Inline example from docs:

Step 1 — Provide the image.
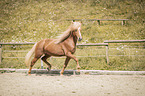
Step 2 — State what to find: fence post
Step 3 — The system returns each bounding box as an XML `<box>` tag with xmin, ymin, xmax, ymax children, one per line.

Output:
<box><xmin>97</xmin><ymin>20</ymin><xmax>100</xmax><ymax>25</ymax></box>
<box><xmin>106</xmin><ymin>45</ymin><xmax>109</xmax><ymax>64</ymax></box>
<box><xmin>122</xmin><ymin>20</ymin><xmax>125</xmax><ymax>25</ymax></box>
<box><xmin>41</xmin><ymin>57</ymin><xmax>43</xmax><ymax>69</ymax></box>
<box><xmin>0</xmin><ymin>45</ymin><xmax>2</xmax><ymax>64</ymax></box>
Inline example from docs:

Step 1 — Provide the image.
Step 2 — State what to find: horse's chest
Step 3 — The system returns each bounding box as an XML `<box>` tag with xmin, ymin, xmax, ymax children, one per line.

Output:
<box><xmin>62</xmin><ymin>43</ymin><xmax>76</xmax><ymax>54</ymax></box>
<box><xmin>71</xmin><ymin>47</ymin><xmax>76</xmax><ymax>54</ymax></box>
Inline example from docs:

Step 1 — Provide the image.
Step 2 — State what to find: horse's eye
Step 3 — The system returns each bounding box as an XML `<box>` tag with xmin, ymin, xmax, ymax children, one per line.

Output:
<box><xmin>75</xmin><ymin>29</ymin><xmax>77</xmax><ymax>32</ymax></box>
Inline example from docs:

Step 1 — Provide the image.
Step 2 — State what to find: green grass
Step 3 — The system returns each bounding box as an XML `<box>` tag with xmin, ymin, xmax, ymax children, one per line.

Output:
<box><xmin>1</xmin><ymin>0</ymin><xmax>145</xmax><ymax>42</ymax></box>
<box><xmin>0</xmin><ymin>0</ymin><xmax>145</xmax><ymax>70</ymax></box>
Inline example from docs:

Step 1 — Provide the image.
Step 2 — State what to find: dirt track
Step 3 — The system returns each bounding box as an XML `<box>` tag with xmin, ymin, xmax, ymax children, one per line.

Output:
<box><xmin>0</xmin><ymin>73</ymin><xmax>145</xmax><ymax>96</ymax></box>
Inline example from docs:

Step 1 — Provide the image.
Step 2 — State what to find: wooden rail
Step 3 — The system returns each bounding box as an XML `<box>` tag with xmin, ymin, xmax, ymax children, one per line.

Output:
<box><xmin>0</xmin><ymin>42</ymin><xmax>35</xmax><ymax>45</ymax></box>
<box><xmin>104</xmin><ymin>40</ymin><xmax>145</xmax><ymax>43</ymax></box>
<box><xmin>67</xmin><ymin>19</ymin><xmax>129</xmax><ymax>25</ymax></box>
<box><xmin>0</xmin><ymin>42</ymin><xmax>108</xmax><ymax>46</ymax></box>
<box><xmin>77</xmin><ymin>43</ymin><xmax>108</xmax><ymax>46</ymax></box>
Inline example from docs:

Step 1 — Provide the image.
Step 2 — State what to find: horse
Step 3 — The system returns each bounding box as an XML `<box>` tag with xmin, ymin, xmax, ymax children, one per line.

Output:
<box><xmin>25</xmin><ymin>21</ymin><xmax>82</xmax><ymax>75</ymax></box>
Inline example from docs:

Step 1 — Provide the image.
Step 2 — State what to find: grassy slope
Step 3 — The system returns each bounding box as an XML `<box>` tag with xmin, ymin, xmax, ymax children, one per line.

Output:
<box><xmin>1</xmin><ymin>0</ymin><xmax>145</xmax><ymax>43</ymax></box>
<box><xmin>0</xmin><ymin>0</ymin><xmax>145</xmax><ymax>70</ymax></box>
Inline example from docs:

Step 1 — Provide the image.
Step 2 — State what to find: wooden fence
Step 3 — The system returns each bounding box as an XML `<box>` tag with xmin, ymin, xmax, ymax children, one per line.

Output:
<box><xmin>104</xmin><ymin>40</ymin><xmax>145</xmax><ymax>62</ymax></box>
<box><xmin>66</xmin><ymin>19</ymin><xmax>129</xmax><ymax>25</ymax></box>
<box><xmin>0</xmin><ymin>43</ymin><xmax>109</xmax><ymax>65</ymax></box>
<box><xmin>0</xmin><ymin>39</ymin><xmax>145</xmax><ymax>67</ymax></box>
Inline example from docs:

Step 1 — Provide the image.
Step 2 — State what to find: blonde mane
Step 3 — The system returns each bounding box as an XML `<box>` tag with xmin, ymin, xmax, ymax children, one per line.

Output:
<box><xmin>55</xmin><ymin>22</ymin><xmax>81</xmax><ymax>44</ymax></box>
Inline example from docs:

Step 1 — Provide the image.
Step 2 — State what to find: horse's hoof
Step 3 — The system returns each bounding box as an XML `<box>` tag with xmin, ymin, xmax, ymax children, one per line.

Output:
<box><xmin>60</xmin><ymin>74</ymin><xmax>64</xmax><ymax>76</ymax></box>
<box><xmin>28</xmin><ymin>73</ymin><xmax>31</xmax><ymax>76</ymax></box>
<box><xmin>77</xmin><ymin>66</ymin><xmax>81</xmax><ymax>69</ymax></box>
<box><xmin>28</xmin><ymin>71</ymin><xmax>31</xmax><ymax>75</ymax></box>
<box><xmin>47</xmin><ymin>67</ymin><xmax>51</xmax><ymax>71</ymax></box>
<box><xmin>60</xmin><ymin>71</ymin><xmax>64</xmax><ymax>76</ymax></box>
<box><xmin>77</xmin><ymin>69</ymin><xmax>80</xmax><ymax>73</ymax></box>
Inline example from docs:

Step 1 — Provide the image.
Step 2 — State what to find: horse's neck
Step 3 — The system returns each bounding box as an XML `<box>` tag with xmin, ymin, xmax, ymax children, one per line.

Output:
<box><xmin>70</xmin><ymin>32</ymin><xmax>77</xmax><ymax>45</ymax></box>
<box><xmin>64</xmin><ymin>32</ymin><xmax>77</xmax><ymax>47</ymax></box>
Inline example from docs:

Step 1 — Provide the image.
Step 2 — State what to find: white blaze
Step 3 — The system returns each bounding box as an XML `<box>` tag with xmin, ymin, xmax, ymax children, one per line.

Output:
<box><xmin>78</xmin><ymin>27</ymin><xmax>82</xmax><ymax>38</ymax></box>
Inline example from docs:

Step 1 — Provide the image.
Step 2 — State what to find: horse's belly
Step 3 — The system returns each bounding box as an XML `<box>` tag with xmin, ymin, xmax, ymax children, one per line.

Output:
<box><xmin>44</xmin><ymin>43</ymin><xmax>64</xmax><ymax>56</ymax></box>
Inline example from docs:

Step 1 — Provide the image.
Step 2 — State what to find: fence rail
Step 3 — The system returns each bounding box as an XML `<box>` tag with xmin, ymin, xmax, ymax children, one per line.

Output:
<box><xmin>0</xmin><ymin>42</ymin><xmax>35</xmax><ymax>45</ymax></box>
<box><xmin>104</xmin><ymin>40</ymin><xmax>145</xmax><ymax>43</ymax></box>
<box><xmin>66</xmin><ymin>19</ymin><xmax>129</xmax><ymax>25</ymax></box>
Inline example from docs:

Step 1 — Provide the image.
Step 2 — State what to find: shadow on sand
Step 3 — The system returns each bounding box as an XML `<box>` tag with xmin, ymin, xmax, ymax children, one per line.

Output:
<box><xmin>29</xmin><ymin>69</ymin><xmax>80</xmax><ymax>76</ymax></box>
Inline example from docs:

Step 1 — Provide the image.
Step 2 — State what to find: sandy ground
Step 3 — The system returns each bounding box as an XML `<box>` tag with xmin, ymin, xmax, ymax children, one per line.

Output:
<box><xmin>0</xmin><ymin>73</ymin><xmax>145</xmax><ymax>96</ymax></box>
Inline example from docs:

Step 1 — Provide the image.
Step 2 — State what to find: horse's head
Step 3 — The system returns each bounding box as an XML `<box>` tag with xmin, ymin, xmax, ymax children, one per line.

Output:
<box><xmin>71</xmin><ymin>22</ymin><xmax>82</xmax><ymax>41</ymax></box>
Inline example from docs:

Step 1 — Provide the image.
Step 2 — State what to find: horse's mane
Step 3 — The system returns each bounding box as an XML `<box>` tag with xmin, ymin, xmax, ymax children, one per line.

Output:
<box><xmin>55</xmin><ymin>22</ymin><xmax>81</xmax><ymax>44</ymax></box>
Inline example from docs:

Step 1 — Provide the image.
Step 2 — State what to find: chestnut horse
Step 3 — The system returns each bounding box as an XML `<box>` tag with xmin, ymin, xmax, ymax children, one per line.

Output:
<box><xmin>25</xmin><ymin>22</ymin><xmax>82</xmax><ymax>75</ymax></box>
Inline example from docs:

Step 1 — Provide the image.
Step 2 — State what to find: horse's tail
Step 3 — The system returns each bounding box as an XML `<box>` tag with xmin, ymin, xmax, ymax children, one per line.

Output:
<box><xmin>25</xmin><ymin>43</ymin><xmax>37</xmax><ymax>66</ymax></box>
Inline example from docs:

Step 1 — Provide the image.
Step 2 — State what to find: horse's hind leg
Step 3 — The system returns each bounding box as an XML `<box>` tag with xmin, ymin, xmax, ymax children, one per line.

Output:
<box><xmin>28</xmin><ymin>57</ymin><xmax>40</xmax><ymax>75</ymax></box>
<box><xmin>41</xmin><ymin>55</ymin><xmax>51</xmax><ymax>71</ymax></box>
<box><xmin>28</xmin><ymin>52</ymin><xmax>43</xmax><ymax>75</ymax></box>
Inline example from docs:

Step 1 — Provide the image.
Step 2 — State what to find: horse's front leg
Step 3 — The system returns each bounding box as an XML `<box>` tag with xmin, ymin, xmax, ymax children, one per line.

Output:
<box><xmin>60</xmin><ymin>57</ymin><xmax>71</xmax><ymax>76</ymax></box>
<box><xmin>66</xmin><ymin>52</ymin><xmax>81</xmax><ymax>72</ymax></box>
